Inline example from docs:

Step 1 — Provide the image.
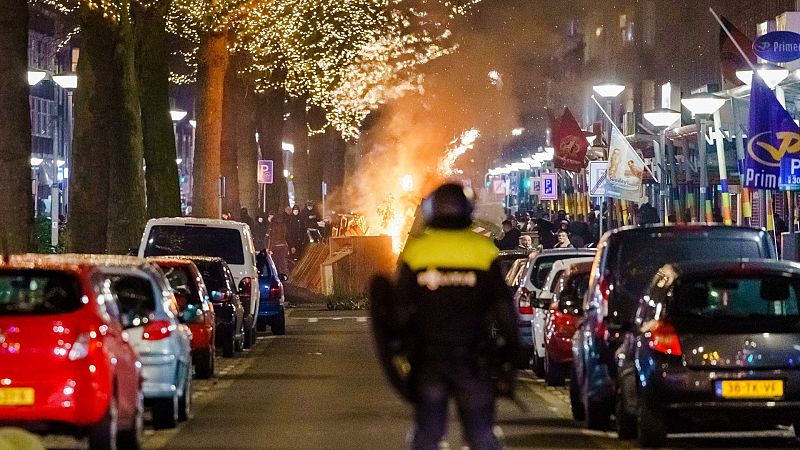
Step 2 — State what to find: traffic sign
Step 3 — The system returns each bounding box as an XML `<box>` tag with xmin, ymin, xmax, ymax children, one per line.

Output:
<box><xmin>540</xmin><ymin>173</ymin><xmax>557</xmax><ymax>200</ymax></box>
<box><xmin>588</xmin><ymin>161</ymin><xmax>608</xmax><ymax>197</ymax></box>
<box><xmin>257</xmin><ymin>160</ymin><xmax>273</xmax><ymax>184</ymax></box>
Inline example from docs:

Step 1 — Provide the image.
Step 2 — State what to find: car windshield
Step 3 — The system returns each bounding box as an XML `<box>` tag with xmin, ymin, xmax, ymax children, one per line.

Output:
<box><xmin>109</xmin><ymin>275</ymin><xmax>157</xmax><ymax>326</ymax></box>
<box><xmin>0</xmin><ymin>270</ymin><xmax>82</xmax><ymax>316</ymax></box>
<box><xmin>610</xmin><ymin>235</ymin><xmax>765</xmax><ymax>321</ymax></box>
<box><xmin>144</xmin><ymin>225</ymin><xmax>245</xmax><ymax>265</ymax></box>
<box><xmin>670</xmin><ymin>275</ymin><xmax>800</xmax><ymax>332</ymax></box>
<box><xmin>193</xmin><ymin>260</ymin><xmax>228</xmax><ymax>293</ymax></box>
<box><xmin>160</xmin><ymin>265</ymin><xmax>201</xmax><ymax>306</ymax></box>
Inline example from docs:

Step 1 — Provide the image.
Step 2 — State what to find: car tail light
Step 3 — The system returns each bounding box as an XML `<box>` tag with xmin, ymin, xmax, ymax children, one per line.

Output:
<box><xmin>552</xmin><ymin>311</ymin><xmax>574</xmax><ymax>335</ymax></box>
<box><xmin>644</xmin><ymin>320</ymin><xmax>682</xmax><ymax>356</ymax></box>
<box><xmin>143</xmin><ymin>320</ymin><xmax>173</xmax><ymax>341</ymax></box>
<box><xmin>269</xmin><ymin>280</ymin><xmax>283</xmax><ymax>301</ymax></box>
<box><xmin>239</xmin><ymin>277</ymin><xmax>252</xmax><ymax>296</ymax></box>
<box><xmin>69</xmin><ymin>332</ymin><xmax>99</xmax><ymax>361</ymax></box>
<box><xmin>518</xmin><ymin>288</ymin><xmax>532</xmax><ymax>314</ymax></box>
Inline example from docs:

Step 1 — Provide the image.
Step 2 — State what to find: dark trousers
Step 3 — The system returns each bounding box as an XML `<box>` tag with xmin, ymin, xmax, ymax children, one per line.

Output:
<box><xmin>411</xmin><ymin>356</ymin><xmax>501</xmax><ymax>450</ymax></box>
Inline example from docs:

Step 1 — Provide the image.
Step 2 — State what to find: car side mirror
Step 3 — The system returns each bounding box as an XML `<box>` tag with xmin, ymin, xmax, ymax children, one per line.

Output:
<box><xmin>210</xmin><ymin>290</ymin><xmax>230</xmax><ymax>303</ymax></box>
<box><xmin>529</xmin><ymin>294</ymin><xmax>550</xmax><ymax>309</ymax></box>
<box><xmin>174</xmin><ymin>289</ymin><xmax>190</xmax><ymax>310</ymax></box>
<box><xmin>280</xmin><ymin>273</ymin><xmax>288</xmax><ymax>282</ymax></box>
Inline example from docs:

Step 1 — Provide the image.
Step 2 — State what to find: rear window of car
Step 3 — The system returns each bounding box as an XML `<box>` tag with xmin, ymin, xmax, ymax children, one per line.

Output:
<box><xmin>143</xmin><ymin>225</ymin><xmax>245</xmax><ymax>265</ymax></box>
<box><xmin>608</xmin><ymin>235</ymin><xmax>767</xmax><ymax>321</ymax></box>
<box><xmin>0</xmin><ymin>270</ymin><xmax>82</xmax><ymax>316</ymax></box>
<box><xmin>499</xmin><ymin>257</ymin><xmax>525</xmax><ymax>279</ymax></box>
<box><xmin>160</xmin><ymin>265</ymin><xmax>201</xmax><ymax>306</ymax></box>
<box><xmin>109</xmin><ymin>275</ymin><xmax>157</xmax><ymax>326</ymax></box>
<box><xmin>530</xmin><ymin>254</ymin><xmax>589</xmax><ymax>289</ymax></box>
<box><xmin>670</xmin><ymin>275</ymin><xmax>800</xmax><ymax>332</ymax></box>
<box><xmin>192</xmin><ymin>260</ymin><xmax>229</xmax><ymax>293</ymax></box>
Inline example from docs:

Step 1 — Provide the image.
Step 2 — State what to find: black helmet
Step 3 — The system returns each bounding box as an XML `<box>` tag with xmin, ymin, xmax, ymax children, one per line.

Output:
<box><xmin>422</xmin><ymin>183</ymin><xmax>474</xmax><ymax>229</ymax></box>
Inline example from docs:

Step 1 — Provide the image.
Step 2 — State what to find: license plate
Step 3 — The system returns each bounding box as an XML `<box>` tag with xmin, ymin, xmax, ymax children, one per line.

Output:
<box><xmin>715</xmin><ymin>380</ymin><xmax>783</xmax><ymax>399</ymax></box>
<box><xmin>0</xmin><ymin>388</ymin><xmax>35</xmax><ymax>406</ymax></box>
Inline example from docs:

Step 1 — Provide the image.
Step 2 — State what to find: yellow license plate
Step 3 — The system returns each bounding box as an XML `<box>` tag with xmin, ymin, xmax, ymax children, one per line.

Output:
<box><xmin>0</xmin><ymin>388</ymin><xmax>35</xmax><ymax>406</ymax></box>
<box><xmin>716</xmin><ymin>380</ymin><xmax>783</xmax><ymax>399</ymax></box>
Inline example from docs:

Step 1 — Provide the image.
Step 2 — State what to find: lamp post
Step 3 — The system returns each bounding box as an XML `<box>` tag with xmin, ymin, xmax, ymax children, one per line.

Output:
<box><xmin>644</xmin><ymin>108</ymin><xmax>681</xmax><ymax>223</ymax></box>
<box><xmin>681</xmin><ymin>93</ymin><xmax>725</xmax><ymax>223</ymax></box>
<box><xmin>593</xmin><ymin>81</ymin><xmax>625</xmax><ymax>235</ymax></box>
<box><xmin>52</xmin><ymin>72</ymin><xmax>78</xmax><ymax>248</ymax></box>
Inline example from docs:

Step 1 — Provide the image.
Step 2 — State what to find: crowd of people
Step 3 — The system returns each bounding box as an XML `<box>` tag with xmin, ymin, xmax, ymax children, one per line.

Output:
<box><xmin>221</xmin><ymin>202</ymin><xmax>325</xmax><ymax>274</ymax></box>
<box><xmin>493</xmin><ymin>206</ymin><xmax>603</xmax><ymax>251</ymax></box>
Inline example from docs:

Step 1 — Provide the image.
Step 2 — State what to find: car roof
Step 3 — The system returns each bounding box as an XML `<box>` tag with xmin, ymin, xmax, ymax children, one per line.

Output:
<box><xmin>19</xmin><ymin>253</ymin><xmax>151</xmax><ymax>269</ymax></box>
<box><xmin>165</xmin><ymin>255</ymin><xmax>227</xmax><ymax>265</ymax></box>
<box><xmin>499</xmin><ymin>249</ymin><xmax>532</xmax><ymax>257</ymax></box>
<box><xmin>534</xmin><ymin>248</ymin><xmax>596</xmax><ymax>259</ymax></box>
<box><xmin>146</xmin><ymin>217</ymin><xmax>250</xmax><ymax>231</ymax></box>
<box><xmin>146</xmin><ymin>256</ymin><xmax>197</xmax><ymax>267</ymax></box>
<box><xmin>604</xmin><ymin>223</ymin><xmax>768</xmax><ymax>241</ymax></box>
<box><xmin>2</xmin><ymin>255</ymin><xmax>89</xmax><ymax>274</ymax></box>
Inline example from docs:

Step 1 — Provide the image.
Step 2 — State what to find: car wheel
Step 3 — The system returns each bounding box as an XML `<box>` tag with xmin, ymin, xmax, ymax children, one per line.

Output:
<box><xmin>151</xmin><ymin>395</ymin><xmax>178</xmax><ymax>430</ymax></box>
<box><xmin>531</xmin><ymin>350</ymin><xmax>544</xmax><ymax>377</ymax></box>
<box><xmin>271</xmin><ymin>312</ymin><xmax>286</xmax><ymax>335</ymax></box>
<box><xmin>544</xmin><ymin>354</ymin><xmax>564</xmax><ymax>387</ymax></box>
<box><xmin>243</xmin><ymin>321</ymin><xmax>254</xmax><ymax>349</ymax></box>
<box><xmin>195</xmin><ymin>349</ymin><xmax>214</xmax><ymax>379</ymax></box>
<box><xmin>234</xmin><ymin>324</ymin><xmax>244</xmax><ymax>352</ymax></box>
<box><xmin>585</xmin><ymin>396</ymin><xmax>612</xmax><ymax>431</ymax></box>
<box><xmin>88</xmin><ymin>395</ymin><xmax>118</xmax><ymax>450</ymax></box>
<box><xmin>568</xmin><ymin>369</ymin><xmax>585</xmax><ymax>421</ymax></box>
<box><xmin>256</xmin><ymin>318</ymin><xmax>268</xmax><ymax>332</ymax></box>
<box><xmin>637</xmin><ymin>400</ymin><xmax>667</xmax><ymax>448</ymax></box>
<box><xmin>178</xmin><ymin>372</ymin><xmax>192</xmax><ymax>422</ymax></box>
<box><xmin>118</xmin><ymin>391</ymin><xmax>143</xmax><ymax>450</ymax></box>
<box><xmin>222</xmin><ymin>325</ymin><xmax>235</xmax><ymax>358</ymax></box>
<box><xmin>615</xmin><ymin>387</ymin><xmax>636</xmax><ymax>440</ymax></box>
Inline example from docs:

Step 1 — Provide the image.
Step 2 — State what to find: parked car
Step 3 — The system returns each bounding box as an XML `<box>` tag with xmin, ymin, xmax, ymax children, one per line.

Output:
<box><xmin>88</xmin><ymin>255</ymin><xmax>193</xmax><ymax>430</ymax></box>
<box><xmin>176</xmin><ymin>256</ymin><xmax>245</xmax><ymax>358</ymax></box>
<box><xmin>570</xmin><ymin>225</ymin><xmax>777</xmax><ymax>430</ymax></box>
<box><xmin>541</xmin><ymin>261</ymin><xmax>592</xmax><ymax>386</ymax></box>
<box><xmin>139</xmin><ymin>218</ymin><xmax>260</xmax><ymax>349</ymax></box>
<box><xmin>504</xmin><ymin>258</ymin><xmax>528</xmax><ymax>292</ymax></box>
<box><xmin>256</xmin><ymin>251</ymin><xmax>287</xmax><ymax>335</ymax></box>
<box><xmin>615</xmin><ymin>260</ymin><xmax>800</xmax><ymax>446</ymax></box>
<box><xmin>512</xmin><ymin>248</ymin><xmax>595</xmax><ymax>370</ymax></box>
<box><xmin>149</xmin><ymin>257</ymin><xmax>217</xmax><ymax>379</ymax></box>
<box><xmin>531</xmin><ymin>256</ymin><xmax>594</xmax><ymax>378</ymax></box>
<box><xmin>498</xmin><ymin>249</ymin><xmax>534</xmax><ymax>280</ymax></box>
<box><xmin>0</xmin><ymin>256</ymin><xmax>143</xmax><ymax>449</ymax></box>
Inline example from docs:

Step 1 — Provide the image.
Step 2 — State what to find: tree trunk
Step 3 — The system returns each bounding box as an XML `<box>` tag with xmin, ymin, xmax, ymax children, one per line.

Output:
<box><xmin>256</xmin><ymin>89</ymin><xmax>287</xmax><ymax>213</ymax></box>
<box><xmin>192</xmin><ymin>31</ymin><xmax>229</xmax><ymax>218</ymax></box>
<box><xmin>306</xmin><ymin>106</ymin><xmax>327</xmax><ymax>204</ymax></box>
<box><xmin>103</xmin><ymin>2</ymin><xmax>147</xmax><ymax>253</ymax></box>
<box><xmin>237</xmin><ymin>90</ymin><xmax>259</xmax><ymax>216</ymax></box>
<box><xmin>220</xmin><ymin>61</ymin><xmax>240</xmax><ymax>216</ymax></box>
<box><xmin>133</xmin><ymin>0</ymin><xmax>181</xmax><ymax>219</ymax></box>
<box><xmin>286</xmin><ymin>99</ymin><xmax>309</xmax><ymax>203</ymax></box>
<box><xmin>0</xmin><ymin>0</ymin><xmax>33</xmax><ymax>252</ymax></box>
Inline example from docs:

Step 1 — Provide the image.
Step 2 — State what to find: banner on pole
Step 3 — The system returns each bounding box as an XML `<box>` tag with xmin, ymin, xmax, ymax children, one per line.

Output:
<box><xmin>551</xmin><ymin>107</ymin><xmax>589</xmax><ymax>172</ymax></box>
<box><xmin>605</xmin><ymin>127</ymin><xmax>646</xmax><ymax>203</ymax></box>
<box><xmin>745</xmin><ymin>74</ymin><xmax>800</xmax><ymax>190</ymax></box>
<box><xmin>540</xmin><ymin>173</ymin><xmax>558</xmax><ymax>200</ymax></box>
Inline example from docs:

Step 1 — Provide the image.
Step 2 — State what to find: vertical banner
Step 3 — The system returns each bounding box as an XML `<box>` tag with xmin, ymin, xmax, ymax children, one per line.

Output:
<box><xmin>551</xmin><ymin>108</ymin><xmax>590</xmax><ymax>172</ymax></box>
<box><xmin>605</xmin><ymin>127</ymin><xmax>647</xmax><ymax>203</ymax></box>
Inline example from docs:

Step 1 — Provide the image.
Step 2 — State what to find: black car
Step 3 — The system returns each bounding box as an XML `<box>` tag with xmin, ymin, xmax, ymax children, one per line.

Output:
<box><xmin>570</xmin><ymin>225</ymin><xmax>777</xmax><ymax>430</ymax></box>
<box><xmin>178</xmin><ymin>256</ymin><xmax>245</xmax><ymax>358</ymax></box>
<box><xmin>615</xmin><ymin>260</ymin><xmax>800</xmax><ymax>447</ymax></box>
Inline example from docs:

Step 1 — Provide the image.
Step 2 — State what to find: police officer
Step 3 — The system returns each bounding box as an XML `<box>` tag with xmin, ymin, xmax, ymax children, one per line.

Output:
<box><xmin>395</xmin><ymin>183</ymin><xmax>519</xmax><ymax>450</ymax></box>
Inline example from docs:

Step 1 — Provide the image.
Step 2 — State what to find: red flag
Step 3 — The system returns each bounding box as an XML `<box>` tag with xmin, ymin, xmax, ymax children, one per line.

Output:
<box><xmin>551</xmin><ymin>107</ymin><xmax>589</xmax><ymax>173</ymax></box>
<box><xmin>719</xmin><ymin>16</ymin><xmax>755</xmax><ymax>88</ymax></box>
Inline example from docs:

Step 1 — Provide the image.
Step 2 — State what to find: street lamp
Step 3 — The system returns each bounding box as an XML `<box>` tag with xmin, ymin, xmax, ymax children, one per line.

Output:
<box><xmin>27</xmin><ymin>70</ymin><xmax>46</xmax><ymax>86</ymax></box>
<box><xmin>682</xmin><ymin>93</ymin><xmax>725</xmax><ymax>223</ymax></box>
<box><xmin>645</xmin><ymin>108</ymin><xmax>682</xmax><ymax>222</ymax></box>
<box><xmin>170</xmin><ymin>108</ymin><xmax>188</xmax><ymax>122</ymax></box>
<box><xmin>736</xmin><ymin>63</ymin><xmax>790</xmax><ymax>90</ymax></box>
<box><xmin>282</xmin><ymin>142</ymin><xmax>295</xmax><ymax>153</ymax></box>
<box><xmin>50</xmin><ymin>72</ymin><xmax>78</xmax><ymax>247</ymax></box>
<box><xmin>593</xmin><ymin>82</ymin><xmax>625</xmax><ymax>234</ymax></box>
<box><xmin>592</xmin><ymin>82</ymin><xmax>626</xmax><ymax>99</ymax></box>
<box><xmin>511</xmin><ymin>127</ymin><xmax>525</xmax><ymax>136</ymax></box>
<box><xmin>52</xmin><ymin>72</ymin><xmax>78</xmax><ymax>90</ymax></box>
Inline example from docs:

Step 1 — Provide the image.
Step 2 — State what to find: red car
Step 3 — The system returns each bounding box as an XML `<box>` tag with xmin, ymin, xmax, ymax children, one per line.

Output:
<box><xmin>0</xmin><ymin>257</ymin><xmax>143</xmax><ymax>449</ymax></box>
<box><xmin>149</xmin><ymin>257</ymin><xmax>217</xmax><ymax>379</ymax></box>
<box><xmin>542</xmin><ymin>261</ymin><xmax>592</xmax><ymax>387</ymax></box>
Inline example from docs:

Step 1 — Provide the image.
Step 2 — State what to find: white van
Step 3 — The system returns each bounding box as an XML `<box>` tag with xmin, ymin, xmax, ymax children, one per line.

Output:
<box><xmin>138</xmin><ymin>218</ymin><xmax>260</xmax><ymax>348</ymax></box>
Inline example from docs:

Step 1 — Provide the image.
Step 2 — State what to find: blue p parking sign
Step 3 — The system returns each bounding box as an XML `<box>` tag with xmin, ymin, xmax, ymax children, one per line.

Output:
<box><xmin>540</xmin><ymin>173</ymin><xmax>557</xmax><ymax>200</ymax></box>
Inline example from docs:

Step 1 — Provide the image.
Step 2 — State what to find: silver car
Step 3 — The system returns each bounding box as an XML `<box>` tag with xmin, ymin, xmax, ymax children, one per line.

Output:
<box><xmin>79</xmin><ymin>255</ymin><xmax>193</xmax><ymax>430</ymax></box>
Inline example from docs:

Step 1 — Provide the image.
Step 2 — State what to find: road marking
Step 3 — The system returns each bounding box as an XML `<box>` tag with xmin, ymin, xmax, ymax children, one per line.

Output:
<box><xmin>307</xmin><ymin>318</ymin><xmax>319</xmax><ymax>323</ymax></box>
<box><xmin>303</xmin><ymin>316</ymin><xmax>369</xmax><ymax>323</ymax></box>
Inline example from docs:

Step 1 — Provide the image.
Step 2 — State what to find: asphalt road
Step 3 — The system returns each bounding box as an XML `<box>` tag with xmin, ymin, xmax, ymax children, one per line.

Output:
<box><xmin>44</xmin><ymin>306</ymin><xmax>800</xmax><ymax>449</ymax></box>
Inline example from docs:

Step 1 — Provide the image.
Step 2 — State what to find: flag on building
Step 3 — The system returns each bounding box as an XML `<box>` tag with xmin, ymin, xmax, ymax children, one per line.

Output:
<box><xmin>744</xmin><ymin>73</ymin><xmax>800</xmax><ymax>190</ymax></box>
<box><xmin>551</xmin><ymin>107</ymin><xmax>589</xmax><ymax>172</ymax></box>
<box><xmin>719</xmin><ymin>16</ymin><xmax>755</xmax><ymax>88</ymax></box>
<box><xmin>605</xmin><ymin>126</ymin><xmax>647</xmax><ymax>203</ymax></box>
